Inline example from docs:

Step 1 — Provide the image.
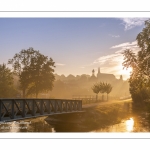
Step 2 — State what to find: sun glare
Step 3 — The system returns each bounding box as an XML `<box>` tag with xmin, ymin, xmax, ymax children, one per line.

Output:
<box><xmin>126</xmin><ymin>118</ymin><xmax>134</xmax><ymax>132</ymax></box>
<box><xmin>121</xmin><ymin>67</ymin><xmax>132</xmax><ymax>75</ymax></box>
<box><xmin>118</xmin><ymin>65</ymin><xmax>132</xmax><ymax>80</ymax></box>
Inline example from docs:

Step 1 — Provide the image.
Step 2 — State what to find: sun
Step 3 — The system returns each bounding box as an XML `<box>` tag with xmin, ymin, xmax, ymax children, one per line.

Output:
<box><xmin>121</xmin><ymin>67</ymin><xmax>132</xmax><ymax>75</ymax></box>
<box><xmin>118</xmin><ymin>65</ymin><xmax>132</xmax><ymax>80</ymax></box>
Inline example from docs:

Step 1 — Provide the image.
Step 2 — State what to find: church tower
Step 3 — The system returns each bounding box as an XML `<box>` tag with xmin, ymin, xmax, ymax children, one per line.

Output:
<box><xmin>97</xmin><ymin>67</ymin><xmax>101</xmax><ymax>78</ymax></box>
<box><xmin>92</xmin><ymin>69</ymin><xmax>95</xmax><ymax>76</ymax></box>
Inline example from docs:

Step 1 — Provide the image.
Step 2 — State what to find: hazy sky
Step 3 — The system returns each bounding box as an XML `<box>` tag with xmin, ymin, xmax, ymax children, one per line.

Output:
<box><xmin>0</xmin><ymin>18</ymin><xmax>148</xmax><ymax>80</ymax></box>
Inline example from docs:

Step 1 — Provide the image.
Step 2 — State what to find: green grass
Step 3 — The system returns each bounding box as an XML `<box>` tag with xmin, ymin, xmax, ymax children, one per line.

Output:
<box><xmin>82</xmin><ymin>101</ymin><xmax>132</xmax><ymax>130</ymax></box>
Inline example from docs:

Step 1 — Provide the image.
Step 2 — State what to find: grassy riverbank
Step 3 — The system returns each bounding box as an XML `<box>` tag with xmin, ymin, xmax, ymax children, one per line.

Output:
<box><xmin>45</xmin><ymin>99</ymin><xmax>132</xmax><ymax>132</ymax></box>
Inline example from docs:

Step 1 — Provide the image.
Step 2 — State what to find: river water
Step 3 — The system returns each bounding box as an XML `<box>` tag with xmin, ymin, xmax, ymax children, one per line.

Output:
<box><xmin>0</xmin><ymin>111</ymin><xmax>150</xmax><ymax>132</ymax></box>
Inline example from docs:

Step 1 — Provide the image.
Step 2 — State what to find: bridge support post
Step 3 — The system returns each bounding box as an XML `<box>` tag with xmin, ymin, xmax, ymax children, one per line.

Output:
<box><xmin>54</xmin><ymin>100</ymin><xmax>57</xmax><ymax>113</ymax></box>
<box><xmin>70</xmin><ymin>101</ymin><xmax>72</xmax><ymax>112</ymax></box>
<box><xmin>80</xmin><ymin>101</ymin><xmax>82</xmax><ymax>111</ymax></box>
<box><xmin>32</xmin><ymin>100</ymin><xmax>35</xmax><ymax>116</ymax></box>
<box><xmin>12</xmin><ymin>100</ymin><xmax>15</xmax><ymax>119</ymax></box>
<box><xmin>40</xmin><ymin>100</ymin><xmax>44</xmax><ymax>115</ymax></box>
<box><xmin>22</xmin><ymin>100</ymin><xmax>25</xmax><ymax>117</ymax></box>
<box><xmin>0</xmin><ymin>100</ymin><xmax>1</xmax><ymax>121</ymax></box>
<box><xmin>65</xmin><ymin>101</ymin><xmax>68</xmax><ymax>112</ymax></box>
<box><xmin>47</xmin><ymin>100</ymin><xmax>51</xmax><ymax>114</ymax></box>
<box><xmin>60</xmin><ymin>101</ymin><xmax>62</xmax><ymax>112</ymax></box>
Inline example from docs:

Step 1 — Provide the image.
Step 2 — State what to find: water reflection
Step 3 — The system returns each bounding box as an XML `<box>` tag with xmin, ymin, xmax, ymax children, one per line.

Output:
<box><xmin>0</xmin><ymin>117</ymin><xmax>54</xmax><ymax>132</ymax></box>
<box><xmin>91</xmin><ymin>116</ymin><xmax>150</xmax><ymax>132</ymax></box>
<box><xmin>126</xmin><ymin>118</ymin><xmax>134</xmax><ymax>132</ymax></box>
<box><xmin>0</xmin><ymin>114</ymin><xmax>150</xmax><ymax>132</ymax></box>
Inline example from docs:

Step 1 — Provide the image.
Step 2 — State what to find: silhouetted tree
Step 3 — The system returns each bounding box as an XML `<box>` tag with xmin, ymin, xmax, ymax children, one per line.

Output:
<box><xmin>0</xmin><ymin>64</ymin><xmax>17</xmax><ymax>98</ymax></box>
<box><xmin>8</xmin><ymin>47</ymin><xmax>55</xmax><ymax>98</ymax></box>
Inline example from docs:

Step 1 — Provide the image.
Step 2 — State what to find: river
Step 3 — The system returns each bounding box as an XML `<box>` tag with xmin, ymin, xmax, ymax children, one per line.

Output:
<box><xmin>0</xmin><ymin>111</ymin><xmax>150</xmax><ymax>132</ymax></box>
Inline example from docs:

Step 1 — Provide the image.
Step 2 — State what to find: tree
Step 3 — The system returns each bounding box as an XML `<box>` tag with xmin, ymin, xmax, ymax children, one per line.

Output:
<box><xmin>0</xmin><ymin>64</ymin><xmax>17</xmax><ymax>98</ymax></box>
<box><xmin>105</xmin><ymin>83</ymin><xmax>112</xmax><ymax>101</ymax></box>
<box><xmin>99</xmin><ymin>82</ymin><xmax>106</xmax><ymax>101</ymax></box>
<box><xmin>92</xmin><ymin>82</ymin><xmax>112</xmax><ymax>101</ymax></box>
<box><xmin>92</xmin><ymin>83</ymin><xmax>100</xmax><ymax>100</ymax></box>
<box><xmin>8</xmin><ymin>47</ymin><xmax>55</xmax><ymax>98</ymax></box>
<box><xmin>26</xmin><ymin>55</ymin><xmax>55</xmax><ymax>98</ymax></box>
<box><xmin>122</xmin><ymin>19</ymin><xmax>150</xmax><ymax>105</ymax></box>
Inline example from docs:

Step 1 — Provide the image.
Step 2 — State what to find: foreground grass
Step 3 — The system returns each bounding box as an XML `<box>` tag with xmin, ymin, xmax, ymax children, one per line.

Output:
<box><xmin>82</xmin><ymin>101</ymin><xmax>132</xmax><ymax>130</ymax></box>
<box><xmin>46</xmin><ymin>100</ymin><xmax>132</xmax><ymax>132</ymax></box>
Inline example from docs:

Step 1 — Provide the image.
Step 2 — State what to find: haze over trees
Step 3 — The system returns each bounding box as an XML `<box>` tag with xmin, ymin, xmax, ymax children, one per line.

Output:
<box><xmin>92</xmin><ymin>82</ymin><xmax>112</xmax><ymax>101</ymax></box>
<box><xmin>8</xmin><ymin>47</ymin><xmax>55</xmax><ymax>98</ymax></box>
<box><xmin>122</xmin><ymin>19</ymin><xmax>150</xmax><ymax>106</ymax></box>
<box><xmin>0</xmin><ymin>48</ymin><xmax>129</xmax><ymax>99</ymax></box>
<box><xmin>51</xmin><ymin>73</ymin><xmax>129</xmax><ymax>100</ymax></box>
<box><xmin>0</xmin><ymin>64</ymin><xmax>17</xmax><ymax>98</ymax></box>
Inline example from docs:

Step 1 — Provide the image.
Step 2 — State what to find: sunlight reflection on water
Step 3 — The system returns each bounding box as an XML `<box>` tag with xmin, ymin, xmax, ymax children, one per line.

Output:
<box><xmin>126</xmin><ymin>118</ymin><xmax>134</xmax><ymax>132</ymax></box>
<box><xmin>90</xmin><ymin>117</ymin><xmax>137</xmax><ymax>132</ymax></box>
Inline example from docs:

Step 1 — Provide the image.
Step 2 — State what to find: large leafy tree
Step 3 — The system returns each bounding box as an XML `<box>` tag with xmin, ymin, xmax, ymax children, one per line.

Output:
<box><xmin>26</xmin><ymin>53</ymin><xmax>55</xmax><ymax>98</ymax></box>
<box><xmin>122</xmin><ymin>19</ymin><xmax>150</xmax><ymax>105</ymax></box>
<box><xmin>0</xmin><ymin>64</ymin><xmax>17</xmax><ymax>98</ymax></box>
<box><xmin>8</xmin><ymin>47</ymin><xmax>55</xmax><ymax>98</ymax></box>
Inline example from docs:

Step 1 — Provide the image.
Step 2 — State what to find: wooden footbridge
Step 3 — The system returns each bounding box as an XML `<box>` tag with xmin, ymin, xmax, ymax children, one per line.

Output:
<box><xmin>0</xmin><ymin>99</ymin><xmax>82</xmax><ymax>122</ymax></box>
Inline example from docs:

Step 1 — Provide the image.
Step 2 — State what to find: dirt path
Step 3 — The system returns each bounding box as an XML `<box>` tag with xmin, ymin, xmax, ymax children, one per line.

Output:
<box><xmin>82</xmin><ymin>99</ymin><xmax>132</xmax><ymax>108</ymax></box>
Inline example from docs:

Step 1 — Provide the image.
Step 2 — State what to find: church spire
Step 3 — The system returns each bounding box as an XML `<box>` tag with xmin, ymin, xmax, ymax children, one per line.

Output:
<box><xmin>92</xmin><ymin>69</ymin><xmax>95</xmax><ymax>76</ymax></box>
<box><xmin>97</xmin><ymin>67</ymin><xmax>101</xmax><ymax>78</ymax></box>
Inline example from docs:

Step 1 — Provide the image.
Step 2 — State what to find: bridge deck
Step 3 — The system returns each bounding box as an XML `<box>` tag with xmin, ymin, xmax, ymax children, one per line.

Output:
<box><xmin>0</xmin><ymin>99</ymin><xmax>82</xmax><ymax>122</ymax></box>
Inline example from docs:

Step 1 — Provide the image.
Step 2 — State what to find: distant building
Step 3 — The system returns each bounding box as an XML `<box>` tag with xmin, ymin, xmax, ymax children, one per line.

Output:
<box><xmin>90</xmin><ymin>67</ymin><xmax>122</xmax><ymax>82</ymax></box>
<box><xmin>89</xmin><ymin>69</ymin><xmax>97</xmax><ymax>82</ymax></box>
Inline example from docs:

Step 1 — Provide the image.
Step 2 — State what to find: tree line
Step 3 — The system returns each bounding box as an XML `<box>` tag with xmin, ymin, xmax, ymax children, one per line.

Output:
<box><xmin>92</xmin><ymin>82</ymin><xmax>112</xmax><ymax>101</ymax></box>
<box><xmin>0</xmin><ymin>47</ymin><xmax>55</xmax><ymax>98</ymax></box>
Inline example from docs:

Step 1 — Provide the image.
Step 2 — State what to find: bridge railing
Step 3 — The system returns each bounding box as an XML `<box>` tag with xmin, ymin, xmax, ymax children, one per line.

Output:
<box><xmin>72</xmin><ymin>95</ymin><xmax>102</xmax><ymax>104</ymax></box>
<box><xmin>0</xmin><ymin>99</ymin><xmax>82</xmax><ymax>122</ymax></box>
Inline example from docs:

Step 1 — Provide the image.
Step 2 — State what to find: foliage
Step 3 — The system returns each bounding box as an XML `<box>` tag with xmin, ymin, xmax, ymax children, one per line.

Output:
<box><xmin>122</xmin><ymin>19</ymin><xmax>150</xmax><ymax>105</ymax></box>
<box><xmin>92</xmin><ymin>82</ymin><xmax>112</xmax><ymax>101</ymax></box>
<box><xmin>0</xmin><ymin>64</ymin><xmax>17</xmax><ymax>98</ymax></box>
<box><xmin>8</xmin><ymin>47</ymin><xmax>55</xmax><ymax>98</ymax></box>
<box><xmin>105</xmin><ymin>83</ymin><xmax>112</xmax><ymax>101</ymax></box>
<box><xmin>91</xmin><ymin>83</ymin><xmax>100</xmax><ymax>100</ymax></box>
